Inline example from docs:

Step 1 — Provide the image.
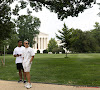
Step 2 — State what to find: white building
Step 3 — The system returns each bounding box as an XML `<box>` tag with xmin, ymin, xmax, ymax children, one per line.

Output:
<box><xmin>33</xmin><ymin>32</ymin><xmax>49</xmax><ymax>53</ymax></box>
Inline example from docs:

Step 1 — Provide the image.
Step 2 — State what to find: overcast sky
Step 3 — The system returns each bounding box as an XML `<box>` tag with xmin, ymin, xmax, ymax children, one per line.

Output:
<box><xmin>13</xmin><ymin>0</ymin><xmax>100</xmax><ymax>40</ymax></box>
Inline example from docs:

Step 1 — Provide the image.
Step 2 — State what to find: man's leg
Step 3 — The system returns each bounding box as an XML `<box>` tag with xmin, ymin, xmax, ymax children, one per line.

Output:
<box><xmin>26</xmin><ymin>72</ymin><xmax>30</xmax><ymax>83</ymax></box>
<box><xmin>23</xmin><ymin>70</ymin><xmax>26</xmax><ymax>81</ymax></box>
<box><xmin>19</xmin><ymin>69</ymin><xmax>22</xmax><ymax>80</ymax></box>
<box><xmin>24</xmin><ymin>64</ymin><xmax>32</xmax><ymax>88</ymax></box>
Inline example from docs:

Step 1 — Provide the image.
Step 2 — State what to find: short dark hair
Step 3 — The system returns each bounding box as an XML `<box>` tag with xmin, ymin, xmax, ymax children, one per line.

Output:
<box><xmin>18</xmin><ymin>40</ymin><xmax>22</xmax><ymax>43</ymax></box>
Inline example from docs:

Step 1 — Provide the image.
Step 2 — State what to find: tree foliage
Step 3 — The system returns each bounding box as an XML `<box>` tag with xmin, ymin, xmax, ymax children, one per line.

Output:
<box><xmin>56</xmin><ymin>23</ymin><xmax>72</xmax><ymax>50</ymax></box>
<box><xmin>7</xmin><ymin>34</ymin><xmax>19</xmax><ymax>54</ymax></box>
<box><xmin>8</xmin><ymin>0</ymin><xmax>96</xmax><ymax>20</ymax></box>
<box><xmin>30</xmin><ymin>0</ymin><xmax>96</xmax><ymax>20</ymax></box>
<box><xmin>0</xmin><ymin>0</ymin><xmax>97</xmax><ymax>55</ymax></box>
<box><xmin>43</xmin><ymin>49</ymin><xmax>48</xmax><ymax>53</ymax></box>
<box><xmin>48</xmin><ymin>38</ymin><xmax>58</xmax><ymax>52</ymax></box>
<box><xmin>15</xmin><ymin>0</ymin><xmax>96</xmax><ymax>20</ymax></box>
<box><xmin>91</xmin><ymin>22</ymin><xmax>100</xmax><ymax>46</ymax></box>
<box><xmin>56</xmin><ymin>22</ymin><xmax>100</xmax><ymax>53</ymax></box>
<box><xmin>14</xmin><ymin>15</ymin><xmax>41</xmax><ymax>47</ymax></box>
<box><xmin>0</xmin><ymin>1</ymin><xmax>15</xmax><ymax>42</ymax></box>
<box><xmin>0</xmin><ymin>0</ymin><xmax>96</xmax><ymax>42</ymax></box>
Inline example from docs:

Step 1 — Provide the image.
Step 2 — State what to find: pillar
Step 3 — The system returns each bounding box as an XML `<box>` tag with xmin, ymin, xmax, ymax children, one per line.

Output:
<box><xmin>38</xmin><ymin>37</ymin><xmax>40</xmax><ymax>49</ymax></box>
<box><xmin>40</xmin><ymin>38</ymin><xmax>41</xmax><ymax>49</ymax></box>
<box><xmin>43</xmin><ymin>38</ymin><xmax>44</xmax><ymax>49</ymax></box>
<box><xmin>35</xmin><ymin>37</ymin><xmax>37</xmax><ymax>49</ymax></box>
<box><xmin>45</xmin><ymin>38</ymin><xmax>47</xmax><ymax>49</ymax></box>
<box><xmin>41</xmin><ymin>38</ymin><xmax>43</xmax><ymax>49</ymax></box>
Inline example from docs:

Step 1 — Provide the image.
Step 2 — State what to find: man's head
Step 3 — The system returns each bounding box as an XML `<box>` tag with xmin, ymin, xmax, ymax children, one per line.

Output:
<box><xmin>24</xmin><ymin>40</ymin><xmax>29</xmax><ymax>48</ymax></box>
<box><xmin>18</xmin><ymin>40</ymin><xmax>22</xmax><ymax>47</ymax></box>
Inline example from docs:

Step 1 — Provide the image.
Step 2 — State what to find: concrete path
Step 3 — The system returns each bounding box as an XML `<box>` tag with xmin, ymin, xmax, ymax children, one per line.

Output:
<box><xmin>0</xmin><ymin>80</ymin><xmax>100</xmax><ymax>90</ymax></box>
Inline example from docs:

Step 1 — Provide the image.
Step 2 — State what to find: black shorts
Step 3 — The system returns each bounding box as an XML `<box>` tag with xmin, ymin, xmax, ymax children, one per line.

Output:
<box><xmin>16</xmin><ymin>63</ymin><xmax>24</xmax><ymax>70</ymax></box>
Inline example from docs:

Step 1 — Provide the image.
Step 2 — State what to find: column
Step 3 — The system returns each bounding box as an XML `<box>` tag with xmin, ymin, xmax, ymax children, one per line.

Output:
<box><xmin>40</xmin><ymin>38</ymin><xmax>41</xmax><ymax>49</ymax></box>
<box><xmin>41</xmin><ymin>38</ymin><xmax>43</xmax><ymax>49</ymax></box>
<box><xmin>43</xmin><ymin>38</ymin><xmax>44</xmax><ymax>49</ymax></box>
<box><xmin>45</xmin><ymin>38</ymin><xmax>47</xmax><ymax>49</ymax></box>
<box><xmin>35</xmin><ymin>37</ymin><xmax>37</xmax><ymax>49</ymax></box>
<box><xmin>43</xmin><ymin>38</ymin><xmax>45</xmax><ymax>49</ymax></box>
<box><xmin>38</xmin><ymin>37</ymin><xmax>40</xmax><ymax>49</ymax></box>
<box><xmin>42</xmin><ymin>38</ymin><xmax>44</xmax><ymax>49</ymax></box>
<box><xmin>44</xmin><ymin>38</ymin><xmax>46</xmax><ymax>49</ymax></box>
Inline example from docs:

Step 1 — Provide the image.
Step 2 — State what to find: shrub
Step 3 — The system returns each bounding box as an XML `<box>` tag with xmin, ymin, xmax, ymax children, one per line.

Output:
<box><xmin>43</xmin><ymin>49</ymin><xmax>48</xmax><ymax>53</ymax></box>
<box><xmin>37</xmin><ymin>50</ymin><xmax>40</xmax><ymax>53</ymax></box>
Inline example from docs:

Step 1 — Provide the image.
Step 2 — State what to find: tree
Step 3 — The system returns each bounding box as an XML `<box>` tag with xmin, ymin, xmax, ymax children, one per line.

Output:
<box><xmin>58</xmin><ymin>46</ymin><xmax>65</xmax><ymax>54</ymax></box>
<box><xmin>0</xmin><ymin>1</ymin><xmax>15</xmax><ymax>42</ymax></box>
<box><xmin>0</xmin><ymin>40</ymin><xmax>9</xmax><ymax>56</ymax></box>
<box><xmin>90</xmin><ymin>22</ymin><xmax>100</xmax><ymax>52</ymax></box>
<box><xmin>70</xmin><ymin>29</ymin><xmax>97</xmax><ymax>53</ymax></box>
<box><xmin>37</xmin><ymin>50</ymin><xmax>40</xmax><ymax>53</ymax></box>
<box><xmin>43</xmin><ymin>49</ymin><xmax>48</xmax><ymax>54</ymax></box>
<box><xmin>83</xmin><ymin>31</ymin><xmax>99</xmax><ymax>53</ymax></box>
<box><xmin>7</xmin><ymin>34</ymin><xmax>19</xmax><ymax>54</ymax></box>
<box><xmin>98</xmin><ymin>3</ymin><xmax>100</xmax><ymax>17</ymax></box>
<box><xmin>69</xmin><ymin>29</ymin><xmax>85</xmax><ymax>53</ymax></box>
<box><xmin>11</xmin><ymin>0</ymin><xmax>96</xmax><ymax>20</ymax></box>
<box><xmin>52</xmin><ymin>47</ymin><xmax>59</xmax><ymax>54</ymax></box>
<box><xmin>15</xmin><ymin>15</ymin><xmax>41</xmax><ymax>47</ymax></box>
<box><xmin>91</xmin><ymin>22</ymin><xmax>100</xmax><ymax>46</ymax></box>
<box><xmin>56</xmin><ymin>23</ymin><xmax>72</xmax><ymax>57</ymax></box>
<box><xmin>0</xmin><ymin>0</ymin><xmax>96</xmax><ymax>42</ymax></box>
<box><xmin>56</xmin><ymin>22</ymin><xmax>100</xmax><ymax>54</ymax></box>
<box><xmin>48</xmin><ymin>38</ymin><xmax>58</xmax><ymax>52</ymax></box>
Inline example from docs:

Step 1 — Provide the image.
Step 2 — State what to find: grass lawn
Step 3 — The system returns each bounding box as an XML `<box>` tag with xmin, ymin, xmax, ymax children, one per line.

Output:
<box><xmin>0</xmin><ymin>53</ymin><xmax>100</xmax><ymax>86</ymax></box>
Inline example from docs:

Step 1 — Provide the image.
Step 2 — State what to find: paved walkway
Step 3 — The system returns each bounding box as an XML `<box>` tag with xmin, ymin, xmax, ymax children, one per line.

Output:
<box><xmin>0</xmin><ymin>80</ymin><xmax>100</xmax><ymax>90</ymax></box>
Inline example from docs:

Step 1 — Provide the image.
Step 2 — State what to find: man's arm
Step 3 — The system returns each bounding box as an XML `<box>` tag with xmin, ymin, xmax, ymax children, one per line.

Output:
<box><xmin>13</xmin><ymin>48</ymin><xmax>20</xmax><ymax>57</ymax></box>
<box><xmin>30</xmin><ymin>56</ymin><xmax>34</xmax><ymax>63</ymax></box>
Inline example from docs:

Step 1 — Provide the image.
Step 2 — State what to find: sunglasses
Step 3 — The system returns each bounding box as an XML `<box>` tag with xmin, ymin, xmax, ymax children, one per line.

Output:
<box><xmin>25</xmin><ymin>43</ymin><xmax>29</xmax><ymax>44</ymax></box>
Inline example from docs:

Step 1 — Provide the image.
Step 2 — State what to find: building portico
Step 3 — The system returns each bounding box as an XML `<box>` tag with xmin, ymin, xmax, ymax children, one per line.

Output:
<box><xmin>33</xmin><ymin>32</ymin><xmax>49</xmax><ymax>53</ymax></box>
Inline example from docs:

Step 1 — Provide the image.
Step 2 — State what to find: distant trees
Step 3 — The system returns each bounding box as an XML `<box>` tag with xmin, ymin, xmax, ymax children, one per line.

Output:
<box><xmin>43</xmin><ymin>49</ymin><xmax>48</xmax><ymax>53</ymax></box>
<box><xmin>70</xmin><ymin>30</ymin><xmax>97</xmax><ymax>53</ymax></box>
<box><xmin>48</xmin><ymin>38</ymin><xmax>58</xmax><ymax>52</ymax></box>
<box><xmin>47</xmin><ymin>38</ymin><xmax>65</xmax><ymax>54</ymax></box>
<box><xmin>56</xmin><ymin>22</ymin><xmax>100</xmax><ymax>53</ymax></box>
<box><xmin>69</xmin><ymin>29</ymin><xmax>85</xmax><ymax>53</ymax></box>
<box><xmin>91</xmin><ymin>22</ymin><xmax>100</xmax><ymax>46</ymax></box>
<box><xmin>37</xmin><ymin>50</ymin><xmax>40</xmax><ymax>54</ymax></box>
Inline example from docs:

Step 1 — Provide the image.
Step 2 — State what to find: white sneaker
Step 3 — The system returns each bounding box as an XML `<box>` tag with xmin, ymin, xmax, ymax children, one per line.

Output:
<box><xmin>24</xmin><ymin>82</ymin><xmax>28</xmax><ymax>87</ymax></box>
<box><xmin>26</xmin><ymin>83</ymin><xmax>32</xmax><ymax>89</ymax></box>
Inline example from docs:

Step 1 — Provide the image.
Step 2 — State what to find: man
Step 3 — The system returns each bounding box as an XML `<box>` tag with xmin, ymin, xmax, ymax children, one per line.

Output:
<box><xmin>13</xmin><ymin>40</ymin><xmax>26</xmax><ymax>83</ymax></box>
<box><xmin>22</xmin><ymin>40</ymin><xmax>35</xmax><ymax>89</ymax></box>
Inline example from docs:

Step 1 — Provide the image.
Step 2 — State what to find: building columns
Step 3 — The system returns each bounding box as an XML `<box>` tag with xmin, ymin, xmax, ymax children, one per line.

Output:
<box><xmin>33</xmin><ymin>35</ymin><xmax>48</xmax><ymax>53</ymax></box>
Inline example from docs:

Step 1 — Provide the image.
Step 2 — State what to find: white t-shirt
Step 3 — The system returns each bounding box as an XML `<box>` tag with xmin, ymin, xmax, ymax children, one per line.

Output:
<box><xmin>22</xmin><ymin>47</ymin><xmax>35</xmax><ymax>63</ymax></box>
<box><xmin>13</xmin><ymin>46</ymin><xmax>25</xmax><ymax>64</ymax></box>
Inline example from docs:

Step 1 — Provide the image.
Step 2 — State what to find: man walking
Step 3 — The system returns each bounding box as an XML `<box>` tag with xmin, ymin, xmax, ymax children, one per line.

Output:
<box><xmin>22</xmin><ymin>40</ymin><xmax>35</xmax><ymax>89</ymax></box>
<box><xmin>13</xmin><ymin>40</ymin><xmax>26</xmax><ymax>83</ymax></box>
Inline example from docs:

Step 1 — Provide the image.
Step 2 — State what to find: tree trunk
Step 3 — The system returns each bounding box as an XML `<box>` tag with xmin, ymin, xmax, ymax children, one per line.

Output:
<box><xmin>66</xmin><ymin>52</ymin><xmax>67</xmax><ymax>57</ymax></box>
<box><xmin>65</xmin><ymin>49</ymin><xmax>68</xmax><ymax>58</ymax></box>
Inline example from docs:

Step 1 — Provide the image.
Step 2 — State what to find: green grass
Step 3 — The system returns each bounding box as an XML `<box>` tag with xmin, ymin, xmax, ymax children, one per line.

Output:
<box><xmin>0</xmin><ymin>53</ymin><xmax>100</xmax><ymax>86</ymax></box>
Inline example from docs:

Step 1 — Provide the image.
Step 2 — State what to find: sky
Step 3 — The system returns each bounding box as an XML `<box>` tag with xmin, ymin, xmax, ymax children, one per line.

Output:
<box><xmin>12</xmin><ymin>0</ymin><xmax>100</xmax><ymax>40</ymax></box>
